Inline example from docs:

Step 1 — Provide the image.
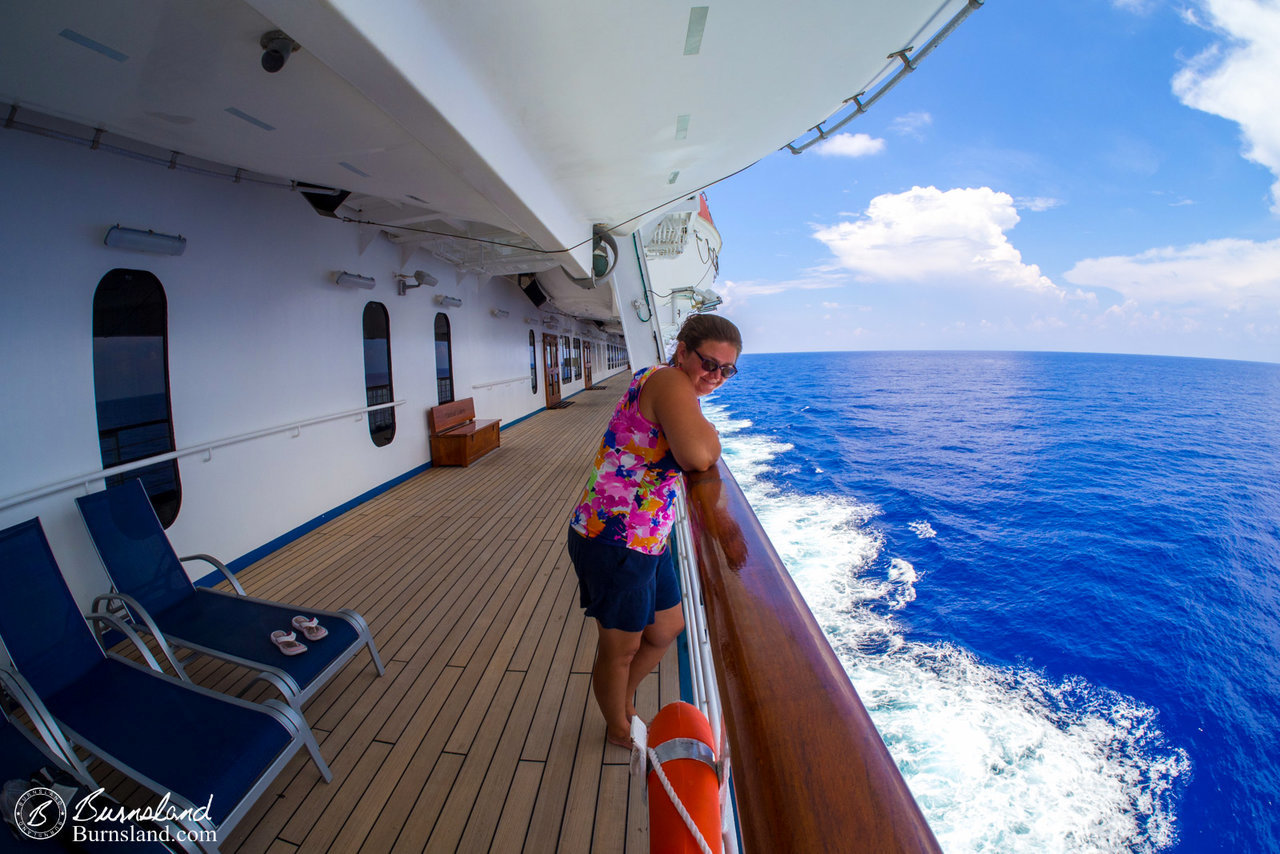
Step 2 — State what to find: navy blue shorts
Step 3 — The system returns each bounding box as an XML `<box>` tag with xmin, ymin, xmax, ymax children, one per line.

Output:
<box><xmin>566</xmin><ymin>528</ymin><xmax>681</xmax><ymax>632</ymax></box>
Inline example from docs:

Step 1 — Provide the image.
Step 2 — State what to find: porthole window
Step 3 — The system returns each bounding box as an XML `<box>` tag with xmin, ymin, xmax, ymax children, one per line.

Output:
<box><xmin>529</xmin><ymin>330</ymin><xmax>537</xmax><ymax>393</ymax></box>
<box><xmin>363</xmin><ymin>302</ymin><xmax>395</xmax><ymax>447</ymax></box>
<box><xmin>93</xmin><ymin>269</ymin><xmax>181</xmax><ymax>526</ymax></box>
<box><xmin>435</xmin><ymin>313</ymin><xmax>454</xmax><ymax>404</ymax></box>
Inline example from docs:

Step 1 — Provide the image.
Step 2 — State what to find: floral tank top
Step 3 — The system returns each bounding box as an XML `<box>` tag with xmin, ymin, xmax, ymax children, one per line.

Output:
<box><xmin>570</xmin><ymin>366</ymin><xmax>683</xmax><ymax>554</ymax></box>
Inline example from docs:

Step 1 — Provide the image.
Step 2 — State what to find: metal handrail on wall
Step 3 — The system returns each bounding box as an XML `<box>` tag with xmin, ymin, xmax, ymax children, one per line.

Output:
<box><xmin>682</xmin><ymin>460</ymin><xmax>941</xmax><ymax>853</ymax></box>
<box><xmin>471</xmin><ymin>375</ymin><xmax>529</xmax><ymax>389</ymax></box>
<box><xmin>0</xmin><ymin>400</ymin><xmax>406</xmax><ymax>513</ymax></box>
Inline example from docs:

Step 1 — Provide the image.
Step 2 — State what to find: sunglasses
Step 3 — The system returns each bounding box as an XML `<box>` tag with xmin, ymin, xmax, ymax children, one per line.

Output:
<box><xmin>692</xmin><ymin>347</ymin><xmax>738</xmax><ymax>379</ymax></box>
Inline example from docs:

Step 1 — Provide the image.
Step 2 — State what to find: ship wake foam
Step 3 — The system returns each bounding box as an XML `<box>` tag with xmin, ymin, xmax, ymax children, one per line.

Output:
<box><xmin>706</xmin><ymin>402</ymin><xmax>1190</xmax><ymax>853</ymax></box>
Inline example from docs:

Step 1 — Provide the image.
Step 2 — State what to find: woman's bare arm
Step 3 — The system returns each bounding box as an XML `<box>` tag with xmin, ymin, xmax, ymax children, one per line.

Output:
<box><xmin>640</xmin><ymin>367</ymin><xmax>721</xmax><ymax>471</ymax></box>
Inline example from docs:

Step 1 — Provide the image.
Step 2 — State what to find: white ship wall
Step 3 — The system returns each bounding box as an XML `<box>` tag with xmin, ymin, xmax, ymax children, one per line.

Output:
<box><xmin>0</xmin><ymin>129</ymin><xmax>624</xmax><ymax>606</ymax></box>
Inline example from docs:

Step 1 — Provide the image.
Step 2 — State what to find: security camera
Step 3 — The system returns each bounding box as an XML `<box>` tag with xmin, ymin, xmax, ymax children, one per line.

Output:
<box><xmin>260</xmin><ymin>30</ymin><xmax>299</xmax><ymax>73</ymax></box>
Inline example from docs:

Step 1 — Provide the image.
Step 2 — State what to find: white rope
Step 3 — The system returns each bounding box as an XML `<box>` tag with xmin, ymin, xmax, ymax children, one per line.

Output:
<box><xmin>646</xmin><ymin>746</ymin><xmax>716</xmax><ymax>854</ymax></box>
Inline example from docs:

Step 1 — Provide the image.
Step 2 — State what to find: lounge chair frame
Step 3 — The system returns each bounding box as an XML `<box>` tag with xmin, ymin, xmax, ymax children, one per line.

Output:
<box><xmin>78</xmin><ymin>481</ymin><xmax>385</xmax><ymax>722</ymax></box>
<box><xmin>2</xmin><ymin>656</ymin><xmax>329</xmax><ymax>851</ymax></box>
<box><xmin>1</xmin><ymin>687</ymin><xmax>203</xmax><ymax>853</ymax></box>
<box><xmin>0</xmin><ymin>518</ymin><xmax>334</xmax><ymax>854</ymax></box>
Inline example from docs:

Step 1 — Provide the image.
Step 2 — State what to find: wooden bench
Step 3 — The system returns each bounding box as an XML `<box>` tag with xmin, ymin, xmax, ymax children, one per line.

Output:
<box><xmin>428</xmin><ymin>397</ymin><xmax>500</xmax><ymax>466</ymax></box>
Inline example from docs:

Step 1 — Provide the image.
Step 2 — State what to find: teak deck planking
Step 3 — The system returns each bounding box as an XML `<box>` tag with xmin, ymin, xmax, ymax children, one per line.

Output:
<box><xmin>181</xmin><ymin>369</ymin><xmax>681</xmax><ymax>853</ymax></box>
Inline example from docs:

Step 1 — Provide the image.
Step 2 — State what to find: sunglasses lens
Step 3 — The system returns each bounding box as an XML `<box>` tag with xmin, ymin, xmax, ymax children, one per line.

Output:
<box><xmin>693</xmin><ymin>348</ymin><xmax>735</xmax><ymax>379</ymax></box>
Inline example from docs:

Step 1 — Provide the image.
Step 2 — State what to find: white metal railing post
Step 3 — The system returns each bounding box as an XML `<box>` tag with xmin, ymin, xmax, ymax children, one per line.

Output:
<box><xmin>673</xmin><ymin>483</ymin><xmax>741</xmax><ymax>854</ymax></box>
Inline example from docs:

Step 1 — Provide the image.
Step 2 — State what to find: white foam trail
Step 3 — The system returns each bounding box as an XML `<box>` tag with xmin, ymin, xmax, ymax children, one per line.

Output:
<box><xmin>887</xmin><ymin>558</ymin><xmax>918</xmax><ymax>610</ymax></box>
<box><xmin>909</xmin><ymin>520</ymin><xmax>937</xmax><ymax>539</ymax></box>
<box><xmin>706</xmin><ymin>406</ymin><xmax>1190</xmax><ymax>853</ymax></box>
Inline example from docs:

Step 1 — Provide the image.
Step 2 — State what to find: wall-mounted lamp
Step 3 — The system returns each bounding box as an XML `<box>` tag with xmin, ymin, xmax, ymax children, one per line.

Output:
<box><xmin>395</xmin><ymin>269</ymin><xmax>437</xmax><ymax>296</ymax></box>
<box><xmin>335</xmin><ymin>271</ymin><xmax>376</xmax><ymax>289</ymax></box>
<box><xmin>490</xmin><ymin>308</ymin><xmax>510</xmax><ymax>318</ymax></box>
<box><xmin>434</xmin><ymin>295</ymin><xmax>463</xmax><ymax>307</ymax></box>
<box><xmin>104</xmin><ymin>225</ymin><xmax>187</xmax><ymax>256</ymax></box>
<box><xmin>542</xmin><ymin>317</ymin><xmax>559</xmax><ymax>329</ymax></box>
<box><xmin>694</xmin><ymin>287</ymin><xmax>723</xmax><ymax>312</ymax></box>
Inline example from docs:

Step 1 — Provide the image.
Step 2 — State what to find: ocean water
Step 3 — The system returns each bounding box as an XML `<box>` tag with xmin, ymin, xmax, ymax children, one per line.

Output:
<box><xmin>703</xmin><ymin>351</ymin><xmax>1280</xmax><ymax>854</ymax></box>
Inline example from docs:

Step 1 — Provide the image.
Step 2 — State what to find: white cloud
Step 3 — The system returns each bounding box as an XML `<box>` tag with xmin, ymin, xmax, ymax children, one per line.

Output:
<box><xmin>718</xmin><ymin>273</ymin><xmax>844</xmax><ymax>307</ymax></box>
<box><xmin>1172</xmin><ymin>0</ymin><xmax>1280</xmax><ymax>211</ymax></box>
<box><xmin>1064</xmin><ymin>236</ymin><xmax>1280</xmax><ymax>310</ymax></box>
<box><xmin>812</xmin><ymin>186</ymin><xmax>1061</xmax><ymax>294</ymax></box>
<box><xmin>1112</xmin><ymin>0</ymin><xmax>1158</xmax><ymax>14</ymax></box>
<box><xmin>890</xmin><ymin>111</ymin><xmax>933</xmax><ymax>139</ymax></box>
<box><xmin>1017</xmin><ymin>196</ymin><xmax>1063</xmax><ymax>212</ymax></box>
<box><xmin>814</xmin><ymin>133</ymin><xmax>885</xmax><ymax>158</ymax></box>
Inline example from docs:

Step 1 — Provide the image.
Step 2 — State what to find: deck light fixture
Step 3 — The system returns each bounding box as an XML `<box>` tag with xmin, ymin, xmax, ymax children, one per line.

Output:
<box><xmin>490</xmin><ymin>308</ymin><xmax>510</xmax><ymax>318</ymax></box>
<box><xmin>104</xmin><ymin>225</ymin><xmax>186</xmax><ymax>256</ymax></box>
<box><xmin>395</xmin><ymin>269</ymin><xmax>437</xmax><ymax>295</ymax></box>
<box><xmin>695</xmin><ymin>289</ymin><xmax>723</xmax><ymax>311</ymax></box>
<box><xmin>434</xmin><ymin>295</ymin><xmax>463</xmax><ymax>308</ymax></box>
<box><xmin>542</xmin><ymin>317</ymin><xmax>559</xmax><ymax>329</ymax></box>
<box><xmin>335</xmin><ymin>271</ymin><xmax>376</xmax><ymax>289</ymax></box>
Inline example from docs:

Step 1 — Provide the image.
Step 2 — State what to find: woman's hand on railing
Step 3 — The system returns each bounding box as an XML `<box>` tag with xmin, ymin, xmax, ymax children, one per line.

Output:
<box><xmin>686</xmin><ymin>468</ymin><xmax>747</xmax><ymax>570</ymax></box>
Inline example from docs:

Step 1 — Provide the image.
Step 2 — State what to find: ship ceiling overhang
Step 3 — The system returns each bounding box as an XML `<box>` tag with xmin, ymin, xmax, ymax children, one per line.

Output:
<box><xmin>1</xmin><ymin>0</ymin><xmax>971</xmax><ymax>291</ymax></box>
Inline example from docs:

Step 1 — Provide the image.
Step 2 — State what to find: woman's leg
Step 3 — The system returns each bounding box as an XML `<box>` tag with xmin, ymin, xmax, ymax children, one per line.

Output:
<box><xmin>625</xmin><ymin>603</ymin><xmax>685</xmax><ymax>715</ymax></box>
<box><xmin>593</xmin><ymin>604</ymin><xmax>684</xmax><ymax>745</ymax></box>
<box><xmin>593</xmin><ymin>623</ymin><xmax>644</xmax><ymax>745</ymax></box>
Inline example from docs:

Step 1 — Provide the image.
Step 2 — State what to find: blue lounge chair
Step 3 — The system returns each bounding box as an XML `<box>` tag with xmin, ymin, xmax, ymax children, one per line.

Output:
<box><xmin>76</xmin><ymin>480</ymin><xmax>384</xmax><ymax>721</ymax></box>
<box><xmin>0</xmin><ymin>518</ymin><xmax>331</xmax><ymax>853</ymax></box>
<box><xmin>0</xmin><ymin>705</ymin><xmax>192</xmax><ymax>852</ymax></box>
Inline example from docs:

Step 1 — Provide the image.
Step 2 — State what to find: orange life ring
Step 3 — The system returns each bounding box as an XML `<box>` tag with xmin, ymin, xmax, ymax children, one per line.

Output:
<box><xmin>647</xmin><ymin>701</ymin><xmax>722</xmax><ymax>854</ymax></box>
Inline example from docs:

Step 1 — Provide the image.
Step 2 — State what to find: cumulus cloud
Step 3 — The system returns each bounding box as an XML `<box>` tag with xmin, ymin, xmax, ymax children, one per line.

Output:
<box><xmin>812</xmin><ymin>186</ymin><xmax>1061</xmax><ymax>293</ymax></box>
<box><xmin>814</xmin><ymin>133</ymin><xmax>885</xmax><ymax>158</ymax></box>
<box><xmin>1064</xmin><ymin>236</ymin><xmax>1280</xmax><ymax>309</ymax></box>
<box><xmin>1172</xmin><ymin>0</ymin><xmax>1280</xmax><ymax>211</ymax></box>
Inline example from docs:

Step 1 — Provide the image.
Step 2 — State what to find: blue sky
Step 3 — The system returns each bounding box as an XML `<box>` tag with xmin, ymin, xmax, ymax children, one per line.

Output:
<box><xmin>706</xmin><ymin>0</ymin><xmax>1280</xmax><ymax>364</ymax></box>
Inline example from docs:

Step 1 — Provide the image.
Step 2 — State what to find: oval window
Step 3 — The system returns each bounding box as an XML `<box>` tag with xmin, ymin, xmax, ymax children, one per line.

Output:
<box><xmin>529</xmin><ymin>329</ymin><xmax>537</xmax><ymax>393</ymax></box>
<box><xmin>93</xmin><ymin>269</ymin><xmax>181</xmax><ymax>526</ymax></box>
<box><xmin>435</xmin><ymin>313</ymin><xmax>454</xmax><ymax>404</ymax></box>
<box><xmin>363</xmin><ymin>302</ymin><xmax>396</xmax><ymax>447</ymax></box>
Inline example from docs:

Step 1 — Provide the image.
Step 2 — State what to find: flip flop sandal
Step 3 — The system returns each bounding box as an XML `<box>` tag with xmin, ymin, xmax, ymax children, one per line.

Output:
<box><xmin>292</xmin><ymin>615</ymin><xmax>328</xmax><ymax>641</ymax></box>
<box><xmin>270</xmin><ymin>630</ymin><xmax>307</xmax><ymax>656</ymax></box>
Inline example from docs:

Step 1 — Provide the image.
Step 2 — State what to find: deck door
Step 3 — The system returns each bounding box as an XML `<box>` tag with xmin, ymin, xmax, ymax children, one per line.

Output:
<box><xmin>542</xmin><ymin>334</ymin><xmax>561</xmax><ymax>408</ymax></box>
<box><xmin>583</xmin><ymin>341</ymin><xmax>593</xmax><ymax>387</ymax></box>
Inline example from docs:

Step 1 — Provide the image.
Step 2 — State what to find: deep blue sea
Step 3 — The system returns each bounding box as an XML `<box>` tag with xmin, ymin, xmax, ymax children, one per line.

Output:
<box><xmin>703</xmin><ymin>351</ymin><xmax>1280</xmax><ymax>854</ymax></box>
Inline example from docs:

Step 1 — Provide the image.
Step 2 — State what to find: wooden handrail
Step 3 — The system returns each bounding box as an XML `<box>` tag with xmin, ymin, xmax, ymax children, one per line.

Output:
<box><xmin>684</xmin><ymin>460</ymin><xmax>941</xmax><ymax>853</ymax></box>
